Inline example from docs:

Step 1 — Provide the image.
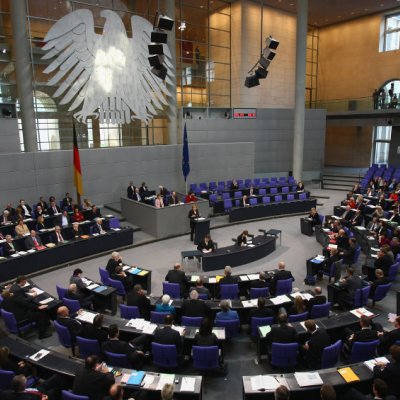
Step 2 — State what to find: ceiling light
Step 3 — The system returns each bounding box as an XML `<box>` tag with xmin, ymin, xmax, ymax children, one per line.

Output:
<box><xmin>178</xmin><ymin>21</ymin><xmax>186</xmax><ymax>31</ymax></box>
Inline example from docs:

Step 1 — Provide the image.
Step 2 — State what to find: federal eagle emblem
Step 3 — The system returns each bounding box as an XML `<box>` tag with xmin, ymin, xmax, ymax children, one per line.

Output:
<box><xmin>42</xmin><ymin>9</ymin><xmax>173</xmax><ymax>124</ymax></box>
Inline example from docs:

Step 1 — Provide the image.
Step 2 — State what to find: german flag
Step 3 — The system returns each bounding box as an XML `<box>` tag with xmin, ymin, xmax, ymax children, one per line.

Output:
<box><xmin>73</xmin><ymin>123</ymin><xmax>83</xmax><ymax>197</ymax></box>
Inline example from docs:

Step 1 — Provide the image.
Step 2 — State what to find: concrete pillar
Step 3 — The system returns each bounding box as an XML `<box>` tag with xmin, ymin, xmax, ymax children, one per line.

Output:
<box><xmin>164</xmin><ymin>0</ymin><xmax>178</xmax><ymax>144</ymax></box>
<box><xmin>292</xmin><ymin>0</ymin><xmax>308</xmax><ymax>180</ymax></box>
<box><xmin>10</xmin><ymin>0</ymin><xmax>37</xmax><ymax>152</ymax></box>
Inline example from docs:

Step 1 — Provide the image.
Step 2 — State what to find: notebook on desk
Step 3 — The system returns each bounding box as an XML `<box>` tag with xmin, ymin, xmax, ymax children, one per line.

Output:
<box><xmin>337</xmin><ymin>367</ymin><xmax>360</xmax><ymax>383</ymax></box>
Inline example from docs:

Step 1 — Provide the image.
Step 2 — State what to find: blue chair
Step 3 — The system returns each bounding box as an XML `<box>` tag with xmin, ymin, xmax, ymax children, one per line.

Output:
<box><xmin>270</xmin><ymin>187</ymin><xmax>278</xmax><ymax>194</ymax></box>
<box><xmin>254</xmin><ymin>178</ymin><xmax>261</xmax><ymax>186</ymax></box>
<box><xmin>270</xmin><ymin>342</ymin><xmax>298</xmax><ymax>368</ymax></box>
<box><xmin>353</xmin><ymin>286</ymin><xmax>371</xmax><ymax>308</ymax></box>
<box><xmin>274</xmin><ymin>195</ymin><xmax>283</xmax><ymax>202</ymax></box>
<box><xmin>76</xmin><ymin>336</ymin><xmax>101</xmax><ymax>358</ymax></box>
<box><xmin>309</xmin><ymin>302</ymin><xmax>331</xmax><ymax>319</ymax></box>
<box><xmin>371</xmin><ymin>283</ymin><xmax>392</xmax><ymax>306</ymax></box>
<box><xmin>108</xmin><ymin>278</ymin><xmax>126</xmax><ymax>300</ymax></box>
<box><xmin>249</xmin><ymin>287</ymin><xmax>269</xmax><ymax>299</ymax></box>
<box><xmin>151</xmin><ymin>311</ymin><xmax>170</xmax><ymax>324</ymax></box>
<box><xmin>282</xmin><ymin>187</ymin><xmax>289</xmax><ymax>193</ymax></box>
<box><xmin>348</xmin><ymin>340</ymin><xmax>379</xmax><ymax>363</ymax></box>
<box><xmin>388</xmin><ymin>262</ymin><xmax>399</xmax><ymax>281</ymax></box>
<box><xmin>224</xmin><ymin>199</ymin><xmax>232</xmax><ymax>212</ymax></box>
<box><xmin>62</xmin><ymin>297</ymin><xmax>80</xmax><ymax>313</ymax></box>
<box><xmin>287</xmin><ymin>194</ymin><xmax>295</xmax><ymax>201</ymax></box>
<box><xmin>321</xmin><ymin>340</ymin><xmax>342</xmax><ymax>368</ymax></box>
<box><xmin>234</xmin><ymin>191</ymin><xmax>242</xmax><ymax>198</ymax></box>
<box><xmin>62</xmin><ymin>391</ymin><xmax>89</xmax><ymax>400</ymax></box>
<box><xmin>0</xmin><ymin>369</ymin><xmax>14</xmax><ymax>390</ymax></box>
<box><xmin>222</xmin><ymin>192</ymin><xmax>230</xmax><ymax>200</ymax></box>
<box><xmin>220</xmin><ymin>284</ymin><xmax>239</xmax><ymax>299</ymax></box>
<box><xmin>198</xmin><ymin>293</ymin><xmax>209</xmax><ymax>300</ymax></box>
<box><xmin>249</xmin><ymin>198</ymin><xmax>257</xmax><ymax>206</ymax></box>
<box><xmin>322</xmin><ymin>260</ymin><xmax>339</xmax><ymax>283</ymax></box>
<box><xmin>214</xmin><ymin>319</ymin><xmax>240</xmax><ymax>339</ymax></box>
<box><xmin>182</xmin><ymin>316</ymin><xmax>203</xmax><ymax>327</ymax></box>
<box><xmin>163</xmin><ymin>282</ymin><xmax>181</xmax><ymax>299</ymax></box>
<box><xmin>192</xmin><ymin>346</ymin><xmax>219</xmax><ymax>370</ymax></box>
<box><xmin>1</xmin><ymin>309</ymin><xmax>35</xmax><ymax>335</ymax></box>
<box><xmin>318</xmin><ymin>214</ymin><xmax>324</xmax><ymax>225</ymax></box>
<box><xmin>152</xmin><ymin>342</ymin><xmax>178</xmax><ymax>368</ymax></box>
<box><xmin>54</xmin><ymin>320</ymin><xmax>75</xmax><ymax>355</ymax></box>
<box><xmin>275</xmin><ymin>278</ymin><xmax>293</xmax><ymax>295</ymax></box>
<box><xmin>99</xmin><ymin>267</ymin><xmax>110</xmax><ymax>285</ymax></box>
<box><xmin>259</xmin><ymin>188</ymin><xmax>266</xmax><ymax>196</ymax></box>
<box><xmin>108</xmin><ymin>218</ymin><xmax>120</xmax><ymax>229</ymax></box>
<box><xmin>209</xmin><ymin>194</ymin><xmax>218</xmax><ymax>205</ymax></box>
<box><xmin>288</xmin><ymin>312</ymin><xmax>309</xmax><ymax>322</ymax></box>
<box><xmin>104</xmin><ymin>351</ymin><xmax>132</xmax><ymax>368</ymax></box>
<box><xmin>56</xmin><ymin>285</ymin><xmax>68</xmax><ymax>300</ymax></box>
<box><xmin>190</xmin><ymin>183</ymin><xmax>197</xmax><ymax>192</ymax></box>
<box><xmin>120</xmin><ymin>304</ymin><xmax>140</xmax><ymax>319</ymax></box>
<box><xmin>245</xmin><ymin>179</ymin><xmax>252</xmax><ymax>187</ymax></box>
<box><xmin>262</xmin><ymin>196</ymin><xmax>271</xmax><ymax>204</ymax></box>
<box><xmin>299</xmin><ymin>193</ymin><xmax>307</xmax><ymax>200</ymax></box>
<box><xmin>251</xmin><ymin>317</ymin><xmax>274</xmax><ymax>337</ymax></box>
<box><xmin>209</xmin><ymin>181</ymin><xmax>217</xmax><ymax>190</ymax></box>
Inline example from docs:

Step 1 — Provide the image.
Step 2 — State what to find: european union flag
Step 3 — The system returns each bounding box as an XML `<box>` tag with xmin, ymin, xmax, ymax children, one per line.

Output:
<box><xmin>182</xmin><ymin>123</ymin><xmax>190</xmax><ymax>181</ymax></box>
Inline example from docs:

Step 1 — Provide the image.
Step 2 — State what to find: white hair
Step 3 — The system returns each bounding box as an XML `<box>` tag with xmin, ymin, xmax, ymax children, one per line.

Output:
<box><xmin>162</xmin><ymin>294</ymin><xmax>171</xmax><ymax>304</ymax></box>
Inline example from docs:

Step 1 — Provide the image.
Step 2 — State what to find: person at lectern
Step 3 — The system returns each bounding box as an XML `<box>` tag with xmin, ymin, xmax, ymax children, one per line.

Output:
<box><xmin>237</xmin><ymin>230</ymin><xmax>250</xmax><ymax>246</ymax></box>
<box><xmin>197</xmin><ymin>234</ymin><xmax>215</xmax><ymax>253</ymax></box>
<box><xmin>188</xmin><ymin>204</ymin><xmax>201</xmax><ymax>241</ymax></box>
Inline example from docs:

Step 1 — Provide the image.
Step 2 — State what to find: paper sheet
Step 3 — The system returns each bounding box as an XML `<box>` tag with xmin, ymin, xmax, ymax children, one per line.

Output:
<box><xmin>250</xmin><ymin>375</ymin><xmax>279</xmax><ymax>391</ymax></box>
<box><xmin>294</xmin><ymin>372</ymin><xmax>323</xmax><ymax>387</ymax></box>
<box><xmin>247</xmin><ymin>274</ymin><xmax>260</xmax><ymax>280</ymax></box>
<box><xmin>29</xmin><ymin>349</ymin><xmax>50</xmax><ymax>361</ymax></box>
<box><xmin>87</xmin><ymin>283</ymin><xmax>99</xmax><ymax>290</ymax></box>
<box><xmin>76</xmin><ymin>311</ymin><xmax>98</xmax><ymax>323</ymax></box>
<box><xmin>156</xmin><ymin>374</ymin><xmax>175</xmax><ymax>390</ymax></box>
<box><xmin>180</xmin><ymin>377</ymin><xmax>196</xmax><ymax>392</ymax></box>
<box><xmin>270</xmin><ymin>295</ymin><xmax>291</xmax><ymax>305</ymax></box>
<box><xmin>39</xmin><ymin>297</ymin><xmax>54</xmax><ymax>305</ymax></box>
<box><xmin>364</xmin><ymin>357</ymin><xmax>389</xmax><ymax>371</ymax></box>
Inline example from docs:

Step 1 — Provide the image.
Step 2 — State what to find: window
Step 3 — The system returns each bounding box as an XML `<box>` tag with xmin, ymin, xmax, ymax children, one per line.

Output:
<box><xmin>382</xmin><ymin>13</ymin><xmax>400</xmax><ymax>51</ymax></box>
<box><xmin>373</xmin><ymin>126</ymin><xmax>392</xmax><ymax>164</ymax></box>
<box><xmin>87</xmin><ymin>120</ymin><xmax>122</xmax><ymax>148</ymax></box>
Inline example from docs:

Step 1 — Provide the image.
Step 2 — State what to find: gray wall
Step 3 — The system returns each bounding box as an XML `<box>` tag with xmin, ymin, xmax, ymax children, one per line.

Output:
<box><xmin>388</xmin><ymin>126</ymin><xmax>400</xmax><ymax>166</ymax></box>
<box><xmin>0</xmin><ymin>118</ymin><xmax>20</xmax><ymax>153</ymax></box>
<box><xmin>185</xmin><ymin>108</ymin><xmax>326</xmax><ymax>180</ymax></box>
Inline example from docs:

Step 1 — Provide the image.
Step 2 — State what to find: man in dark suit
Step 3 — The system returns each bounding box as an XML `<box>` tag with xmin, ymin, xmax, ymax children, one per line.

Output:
<box><xmin>61</xmin><ymin>192</ymin><xmax>73</xmax><ymax>211</ymax></box>
<box><xmin>249</xmin><ymin>297</ymin><xmax>273</xmax><ymax>322</ymax></box>
<box><xmin>153</xmin><ymin>314</ymin><xmax>183</xmax><ymax>356</ymax></box>
<box><xmin>72</xmin><ymin>355</ymin><xmax>115</xmax><ymax>400</ymax></box>
<box><xmin>3</xmin><ymin>234</ymin><xmax>18</xmax><ymax>256</ymax></box>
<box><xmin>165</xmin><ymin>263</ymin><xmax>188</xmax><ymax>296</ymax></box>
<box><xmin>266</xmin><ymin>313</ymin><xmax>298</xmax><ymax>347</ymax></box>
<box><xmin>237</xmin><ymin>230</ymin><xmax>250</xmax><ymax>246</ymax></box>
<box><xmin>9</xmin><ymin>275</ymin><xmax>31</xmax><ymax>297</ymax></box>
<box><xmin>78</xmin><ymin>314</ymin><xmax>108</xmax><ymax>344</ymax></box>
<box><xmin>270</xmin><ymin>261</ymin><xmax>295</xmax><ymax>296</ymax></box>
<box><xmin>302</xmin><ymin>319</ymin><xmax>331</xmax><ymax>369</ymax></box>
<box><xmin>2</xmin><ymin>374</ymin><xmax>46</xmax><ymax>400</ymax></box>
<box><xmin>56</xmin><ymin>305</ymin><xmax>82</xmax><ymax>340</ymax></box>
<box><xmin>336</xmin><ymin>229</ymin><xmax>350</xmax><ymax>251</ymax></box>
<box><xmin>389</xmin><ymin>209</ymin><xmax>400</xmax><ymax>224</ymax></box>
<box><xmin>374</xmin><ymin>344</ymin><xmax>400</xmax><ymax>398</ymax></box>
<box><xmin>337</xmin><ymin>267</ymin><xmax>363</xmax><ymax>309</ymax></box>
<box><xmin>106</xmin><ymin>251</ymin><xmax>123</xmax><ymax>275</ymax></box>
<box><xmin>53</xmin><ymin>225</ymin><xmax>66</xmax><ymax>245</ymax></box>
<box><xmin>92</xmin><ymin>218</ymin><xmax>106</xmax><ymax>234</ymax></box>
<box><xmin>189</xmin><ymin>278</ymin><xmax>211</xmax><ymax>299</ymax></box>
<box><xmin>89</xmin><ymin>205</ymin><xmax>102</xmax><ymax>220</ymax></box>
<box><xmin>47</xmin><ymin>200</ymin><xmax>61</xmax><ymax>216</ymax></box>
<box><xmin>16</xmin><ymin>199</ymin><xmax>32</xmax><ymax>218</ymax></box>
<box><xmin>307</xmin><ymin>286</ymin><xmax>327</xmax><ymax>311</ymax></box>
<box><xmin>168</xmin><ymin>191</ymin><xmax>179</xmax><ymax>205</ymax></box>
<box><xmin>250</xmin><ymin>272</ymin><xmax>269</xmax><ymax>289</ymax></box>
<box><xmin>373</xmin><ymin>248</ymin><xmax>393</xmax><ymax>279</ymax></box>
<box><xmin>138</xmin><ymin>182</ymin><xmax>148</xmax><ymax>196</ymax></box>
<box><xmin>378</xmin><ymin>316</ymin><xmax>400</xmax><ymax>355</ymax></box>
<box><xmin>110</xmin><ymin>266</ymin><xmax>133</xmax><ymax>291</ymax></box>
<box><xmin>24</xmin><ymin>230</ymin><xmax>43</xmax><ymax>250</ymax></box>
<box><xmin>1</xmin><ymin>290</ymin><xmax>51</xmax><ymax>339</ymax></box>
<box><xmin>350</xmin><ymin>210</ymin><xmax>363</xmax><ymax>227</ymax></box>
<box><xmin>369</xmin><ymin>269</ymin><xmax>390</xmax><ymax>298</ymax></box>
<box><xmin>65</xmin><ymin>283</ymin><xmax>93</xmax><ymax>309</ymax></box>
<box><xmin>344</xmin><ymin>316</ymin><xmax>380</xmax><ymax>355</ymax></box>
<box><xmin>181</xmin><ymin>290</ymin><xmax>210</xmax><ymax>318</ymax></box>
<box><xmin>219</xmin><ymin>265</ymin><xmax>238</xmax><ymax>285</ymax></box>
<box><xmin>132</xmin><ymin>187</ymin><xmax>143</xmax><ymax>202</ymax></box>
<box><xmin>127</xmin><ymin>181</ymin><xmax>135</xmax><ymax>199</ymax></box>
<box><xmin>70</xmin><ymin>222</ymin><xmax>83</xmax><ymax>239</ymax></box>
<box><xmin>341</xmin><ymin>205</ymin><xmax>354</xmax><ymax>226</ymax></box>
<box><xmin>0</xmin><ymin>210</ymin><xmax>13</xmax><ymax>225</ymax></box>
<box><xmin>127</xmin><ymin>284</ymin><xmax>151</xmax><ymax>320</ymax></box>
<box><xmin>197</xmin><ymin>234</ymin><xmax>215</xmax><ymax>253</ymax></box>
<box><xmin>102</xmin><ymin>324</ymin><xmax>147</xmax><ymax>369</ymax></box>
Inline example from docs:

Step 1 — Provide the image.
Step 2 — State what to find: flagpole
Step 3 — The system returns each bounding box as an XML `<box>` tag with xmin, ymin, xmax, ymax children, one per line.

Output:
<box><xmin>73</xmin><ymin>120</ymin><xmax>83</xmax><ymax>206</ymax></box>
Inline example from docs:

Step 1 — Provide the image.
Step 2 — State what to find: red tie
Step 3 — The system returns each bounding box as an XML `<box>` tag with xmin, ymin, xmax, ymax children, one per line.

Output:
<box><xmin>33</xmin><ymin>237</ymin><xmax>39</xmax><ymax>249</ymax></box>
<box><xmin>57</xmin><ymin>233</ymin><xmax>63</xmax><ymax>242</ymax></box>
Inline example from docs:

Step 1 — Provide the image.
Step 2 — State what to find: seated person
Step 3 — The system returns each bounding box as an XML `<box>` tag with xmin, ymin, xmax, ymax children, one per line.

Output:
<box><xmin>378</xmin><ymin>316</ymin><xmax>400</xmax><ymax>355</ymax></box>
<box><xmin>288</xmin><ymin>296</ymin><xmax>306</xmax><ymax>316</ymax></box>
<box><xmin>92</xmin><ymin>218</ymin><xmax>107</xmax><ymax>234</ymax></box>
<box><xmin>373</xmin><ymin>344</ymin><xmax>400</xmax><ymax>398</ymax></box>
<box><xmin>250</xmin><ymin>272</ymin><xmax>269</xmax><ymax>289</ymax></box>
<box><xmin>36</xmin><ymin>215</ymin><xmax>46</xmax><ymax>231</ymax></box>
<box><xmin>197</xmin><ymin>233</ymin><xmax>215</xmax><ymax>253</ymax></box>
<box><xmin>53</xmin><ymin>225</ymin><xmax>66</xmax><ymax>244</ymax></box>
<box><xmin>159</xmin><ymin>185</ymin><xmax>169</xmax><ymax>197</ymax></box>
<box><xmin>71</xmin><ymin>222</ymin><xmax>83</xmax><ymax>239</ymax></box>
<box><xmin>219</xmin><ymin>265</ymin><xmax>238</xmax><ymax>285</ymax></box>
<box><xmin>69</xmin><ymin>268</ymin><xmax>87</xmax><ymax>291</ymax></box>
<box><xmin>3</xmin><ymin>234</ymin><xmax>17</xmax><ymax>256</ymax></box>
<box><xmin>270</xmin><ymin>261</ymin><xmax>295</xmax><ymax>296</ymax></box>
<box><xmin>59</xmin><ymin>210</ymin><xmax>70</xmax><ymax>228</ymax></box>
<box><xmin>367</xmin><ymin>216</ymin><xmax>381</xmax><ymax>235</ymax></box>
<box><xmin>337</xmin><ymin>267</ymin><xmax>363</xmax><ymax>310</ymax></box>
<box><xmin>165</xmin><ymin>263</ymin><xmax>188</xmax><ymax>296</ymax></box>
<box><xmin>47</xmin><ymin>200</ymin><xmax>61</xmax><ymax>216</ymax></box>
<box><xmin>215</xmin><ymin>299</ymin><xmax>239</xmax><ymax>321</ymax></box>
<box><xmin>155</xmin><ymin>294</ymin><xmax>176</xmax><ymax>315</ymax></box>
<box><xmin>350</xmin><ymin>209</ymin><xmax>363</xmax><ymax>227</ymax></box>
<box><xmin>78</xmin><ymin>314</ymin><xmax>108</xmax><ymax>344</ymax></box>
<box><xmin>16</xmin><ymin>199</ymin><xmax>32</xmax><ymax>218</ymax></box>
<box><xmin>266</xmin><ymin>313</ymin><xmax>298</xmax><ymax>347</ymax></box>
<box><xmin>195</xmin><ymin>317</ymin><xmax>219</xmax><ymax>347</ymax></box>
<box><xmin>0</xmin><ymin>346</ymin><xmax>32</xmax><ymax>377</ymax></box>
<box><xmin>14</xmin><ymin>218</ymin><xmax>29</xmax><ymax>238</ymax></box>
<box><xmin>127</xmin><ymin>181</ymin><xmax>135</xmax><ymax>199</ymax></box>
<box><xmin>240</xmin><ymin>194</ymin><xmax>250</xmax><ymax>207</ymax></box>
<box><xmin>132</xmin><ymin>187</ymin><xmax>143</xmax><ymax>202</ymax></box>
<box><xmin>33</xmin><ymin>204</ymin><xmax>45</xmax><ymax>219</ymax></box>
<box><xmin>138</xmin><ymin>182</ymin><xmax>148</xmax><ymax>196</ymax></box>
<box><xmin>62</xmin><ymin>192</ymin><xmax>74</xmax><ymax>211</ymax></box>
<box><xmin>102</xmin><ymin>324</ymin><xmax>147</xmax><ymax>369</ymax></box>
<box><xmin>181</xmin><ymin>290</ymin><xmax>210</xmax><ymax>318</ymax></box>
<box><xmin>106</xmin><ymin>251</ymin><xmax>123</xmax><ymax>275</ymax></box>
<box><xmin>369</xmin><ymin>268</ymin><xmax>390</xmax><ymax>298</ymax></box>
<box><xmin>296</xmin><ymin>181</ymin><xmax>305</xmax><ymax>192</ymax></box>
<box><xmin>308</xmin><ymin>207</ymin><xmax>321</xmax><ymax>227</ymax></box>
<box><xmin>154</xmin><ymin>314</ymin><xmax>183</xmax><ymax>357</ymax></box>
<box><xmin>168</xmin><ymin>191</ymin><xmax>179</xmax><ymax>205</ymax></box>
<box><xmin>72</xmin><ymin>207</ymin><xmax>85</xmax><ymax>223</ymax></box>
<box><xmin>110</xmin><ymin>265</ymin><xmax>133</xmax><ymax>291</ymax></box>
<box><xmin>189</xmin><ymin>278</ymin><xmax>211</xmax><ymax>299</ymax></box>
<box><xmin>306</xmin><ymin>286</ymin><xmax>327</xmax><ymax>311</ymax></box>
<box><xmin>0</xmin><ymin>209</ymin><xmax>14</xmax><ymax>225</ymax></box>
<box><xmin>237</xmin><ymin>230</ymin><xmax>250</xmax><ymax>246</ymax></box>
<box><xmin>126</xmin><ymin>284</ymin><xmax>151</xmax><ymax>320</ymax></box>
<box><xmin>371</xmin><ymin>248</ymin><xmax>393</xmax><ymax>280</ymax></box>
<box><xmin>185</xmin><ymin>191</ymin><xmax>197</xmax><ymax>203</ymax></box>
<box><xmin>89</xmin><ymin>205</ymin><xmax>102</xmax><ymax>220</ymax></box>
<box><xmin>230</xmin><ymin>179</ymin><xmax>239</xmax><ymax>193</ymax></box>
<box><xmin>155</xmin><ymin>194</ymin><xmax>164</xmax><ymax>208</ymax></box>
<box><xmin>24</xmin><ymin>230</ymin><xmax>43</xmax><ymax>250</ymax></box>
<box><xmin>65</xmin><ymin>283</ymin><xmax>93</xmax><ymax>309</ymax></box>
<box><xmin>249</xmin><ymin>297</ymin><xmax>273</xmax><ymax>322</ymax></box>
<box><xmin>56</xmin><ymin>305</ymin><xmax>82</xmax><ymax>341</ymax></box>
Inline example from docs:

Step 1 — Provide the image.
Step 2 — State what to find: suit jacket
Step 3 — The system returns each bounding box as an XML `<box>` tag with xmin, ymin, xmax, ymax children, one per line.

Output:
<box><xmin>24</xmin><ymin>235</ymin><xmax>43</xmax><ymax>250</ymax></box>
<box><xmin>92</xmin><ymin>223</ymin><xmax>106</xmax><ymax>234</ymax></box>
<box><xmin>389</xmin><ymin>213</ymin><xmax>400</xmax><ymax>224</ymax></box>
<box><xmin>270</xmin><ymin>270</ymin><xmax>294</xmax><ymax>293</ymax></box>
<box><xmin>57</xmin><ymin>316</ymin><xmax>82</xmax><ymax>339</ymax></box>
<box><xmin>1</xmin><ymin>295</ymin><xmax>38</xmax><ymax>322</ymax></box>
<box><xmin>126</xmin><ymin>291</ymin><xmax>151</xmax><ymax>320</ymax></box>
<box><xmin>47</xmin><ymin>205</ymin><xmax>61</xmax><ymax>216</ymax></box>
<box><xmin>102</xmin><ymin>339</ymin><xmax>133</xmax><ymax>356</ymax></box>
<box><xmin>189</xmin><ymin>286</ymin><xmax>211</xmax><ymax>298</ymax></box>
<box><xmin>336</xmin><ymin>235</ymin><xmax>350</xmax><ymax>250</ymax></box>
<box><xmin>72</xmin><ymin>367</ymin><xmax>115</xmax><ymax>400</ymax></box>
<box><xmin>139</xmin><ymin>186</ymin><xmax>148</xmax><ymax>195</ymax></box>
<box><xmin>306</xmin><ymin>329</ymin><xmax>331</xmax><ymax>369</ymax></box>
<box><xmin>370</xmin><ymin>277</ymin><xmax>390</xmax><ymax>297</ymax></box>
<box><xmin>249</xmin><ymin>307</ymin><xmax>274</xmax><ymax>320</ymax></box>
<box><xmin>197</xmin><ymin>239</ymin><xmax>215</xmax><ymax>252</ymax></box>
<box><xmin>237</xmin><ymin>234</ymin><xmax>247</xmax><ymax>246</ymax></box>
<box><xmin>132</xmin><ymin>192</ymin><xmax>143</xmax><ymax>202</ymax></box>
<box><xmin>266</xmin><ymin>324</ymin><xmax>298</xmax><ymax>344</ymax></box>
<box><xmin>181</xmin><ymin>299</ymin><xmax>210</xmax><ymax>318</ymax></box>
<box><xmin>168</xmin><ymin>195</ymin><xmax>179</xmax><ymax>205</ymax></box>
<box><xmin>351</xmin><ymin>214</ymin><xmax>363</xmax><ymax>226</ymax></box>
<box><xmin>374</xmin><ymin>255</ymin><xmax>393</xmax><ymax>276</ymax></box>
<box><xmin>165</xmin><ymin>269</ymin><xmax>188</xmax><ymax>293</ymax></box>
<box><xmin>78</xmin><ymin>324</ymin><xmax>108</xmax><ymax>344</ymax></box>
<box><xmin>153</xmin><ymin>326</ymin><xmax>182</xmax><ymax>354</ymax></box>
<box><xmin>89</xmin><ymin>209</ymin><xmax>102</xmax><ymax>220</ymax></box>
<box><xmin>106</xmin><ymin>258</ymin><xmax>121</xmax><ymax>275</ymax></box>
<box><xmin>307</xmin><ymin>295</ymin><xmax>327</xmax><ymax>311</ymax></box>
<box><xmin>373</xmin><ymin>361</ymin><xmax>400</xmax><ymax>398</ymax></box>
<box><xmin>3</xmin><ymin>241</ymin><xmax>17</xmax><ymax>256</ymax></box>
<box><xmin>219</xmin><ymin>276</ymin><xmax>238</xmax><ymax>285</ymax></box>
<box><xmin>53</xmin><ymin>231</ymin><xmax>66</xmax><ymax>244</ymax></box>
<box><xmin>340</xmin><ymin>275</ymin><xmax>362</xmax><ymax>300</ymax></box>
<box><xmin>378</xmin><ymin>328</ymin><xmax>400</xmax><ymax>355</ymax></box>
<box><xmin>250</xmin><ymin>279</ymin><xmax>269</xmax><ymax>289</ymax></box>
<box><xmin>351</xmin><ymin>328</ymin><xmax>379</xmax><ymax>344</ymax></box>
<box><xmin>127</xmin><ymin>185</ymin><xmax>135</xmax><ymax>199</ymax></box>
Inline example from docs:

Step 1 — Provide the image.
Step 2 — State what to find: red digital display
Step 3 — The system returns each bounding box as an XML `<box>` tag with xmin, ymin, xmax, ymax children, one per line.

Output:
<box><xmin>233</xmin><ymin>109</ymin><xmax>257</xmax><ymax>119</ymax></box>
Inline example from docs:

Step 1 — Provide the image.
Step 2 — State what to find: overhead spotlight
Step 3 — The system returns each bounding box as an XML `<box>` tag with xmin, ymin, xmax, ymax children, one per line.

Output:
<box><xmin>151</xmin><ymin>65</ymin><xmax>168</xmax><ymax>80</ymax></box>
<box><xmin>1</xmin><ymin>49</ymin><xmax>6</xmax><ymax>54</ymax></box>
<box><xmin>148</xmin><ymin>43</ymin><xmax>164</xmax><ymax>55</ymax></box>
<box><xmin>258</xmin><ymin>56</ymin><xmax>271</xmax><ymax>69</ymax></box>
<box><xmin>156</xmin><ymin>14</ymin><xmax>174</xmax><ymax>31</ymax></box>
<box><xmin>265</xmin><ymin>36</ymin><xmax>279</xmax><ymax>50</ymax></box>
<box><xmin>255</xmin><ymin>67</ymin><xmax>268</xmax><ymax>79</ymax></box>
<box><xmin>245</xmin><ymin>75</ymin><xmax>260</xmax><ymax>88</ymax></box>
<box><xmin>151</xmin><ymin>30</ymin><xmax>168</xmax><ymax>44</ymax></box>
<box><xmin>178</xmin><ymin>20</ymin><xmax>186</xmax><ymax>31</ymax></box>
<box><xmin>262</xmin><ymin>49</ymin><xmax>276</xmax><ymax>61</ymax></box>
<box><xmin>148</xmin><ymin>54</ymin><xmax>165</xmax><ymax>68</ymax></box>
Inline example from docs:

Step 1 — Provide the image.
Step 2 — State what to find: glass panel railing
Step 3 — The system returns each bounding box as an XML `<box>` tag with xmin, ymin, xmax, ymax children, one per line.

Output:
<box><xmin>308</xmin><ymin>96</ymin><xmax>400</xmax><ymax>112</ymax></box>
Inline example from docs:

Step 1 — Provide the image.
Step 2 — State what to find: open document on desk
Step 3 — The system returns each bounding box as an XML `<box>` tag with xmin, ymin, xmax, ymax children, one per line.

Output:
<box><xmin>294</xmin><ymin>372</ymin><xmax>323</xmax><ymax>387</ymax></box>
<box><xmin>251</xmin><ymin>375</ymin><xmax>280</xmax><ymax>391</ymax></box>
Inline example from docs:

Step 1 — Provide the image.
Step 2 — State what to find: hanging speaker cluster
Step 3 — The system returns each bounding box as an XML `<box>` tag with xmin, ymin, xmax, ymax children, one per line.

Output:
<box><xmin>245</xmin><ymin>35</ymin><xmax>279</xmax><ymax>88</ymax></box>
<box><xmin>148</xmin><ymin>14</ymin><xmax>174</xmax><ymax>80</ymax></box>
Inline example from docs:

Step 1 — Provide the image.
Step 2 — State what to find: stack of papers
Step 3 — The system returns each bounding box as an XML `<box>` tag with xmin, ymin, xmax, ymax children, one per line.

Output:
<box><xmin>247</xmin><ymin>274</ymin><xmax>259</xmax><ymax>280</ymax></box>
<box><xmin>250</xmin><ymin>375</ymin><xmax>279</xmax><ymax>391</ymax></box>
<box><xmin>191</xmin><ymin>275</ymin><xmax>200</xmax><ymax>282</ymax></box>
<box><xmin>39</xmin><ymin>297</ymin><xmax>54</xmax><ymax>305</ymax></box>
<box><xmin>258</xmin><ymin>325</ymin><xmax>271</xmax><ymax>337</ymax></box>
<box><xmin>180</xmin><ymin>377</ymin><xmax>196</xmax><ymax>392</ymax></box>
<box><xmin>208</xmin><ymin>277</ymin><xmax>217</xmax><ymax>284</ymax></box>
<box><xmin>294</xmin><ymin>372</ymin><xmax>323</xmax><ymax>387</ymax></box>
<box><xmin>76</xmin><ymin>311</ymin><xmax>98</xmax><ymax>323</ymax></box>
<box><xmin>156</xmin><ymin>374</ymin><xmax>175</xmax><ymax>390</ymax></box>
<box><xmin>327</xmin><ymin>244</ymin><xmax>337</xmax><ymax>250</ymax></box>
<box><xmin>172</xmin><ymin>325</ymin><xmax>185</xmax><ymax>335</ymax></box>
<box><xmin>82</xmin><ymin>278</ymin><xmax>92</xmax><ymax>286</ymax></box>
<box><xmin>270</xmin><ymin>295</ymin><xmax>291</xmax><ymax>305</ymax></box>
<box><xmin>93</xmin><ymin>285</ymin><xmax>108</xmax><ymax>293</ymax></box>
<box><xmin>129</xmin><ymin>267</ymin><xmax>142</xmax><ymax>275</ymax></box>
<box><xmin>242</xmin><ymin>299</ymin><xmax>258</xmax><ymax>308</ymax></box>
<box><xmin>87</xmin><ymin>283</ymin><xmax>99</xmax><ymax>290</ymax></box>
<box><xmin>311</xmin><ymin>255</ymin><xmax>325</xmax><ymax>264</ymax></box>
<box><xmin>239</xmin><ymin>275</ymin><xmax>249</xmax><ymax>281</ymax></box>
<box><xmin>364</xmin><ymin>357</ymin><xmax>389</xmax><ymax>371</ymax></box>
<box><xmin>291</xmin><ymin>292</ymin><xmax>313</xmax><ymax>301</ymax></box>
<box><xmin>350</xmin><ymin>308</ymin><xmax>374</xmax><ymax>318</ymax></box>
<box><xmin>30</xmin><ymin>349</ymin><xmax>50</xmax><ymax>361</ymax></box>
